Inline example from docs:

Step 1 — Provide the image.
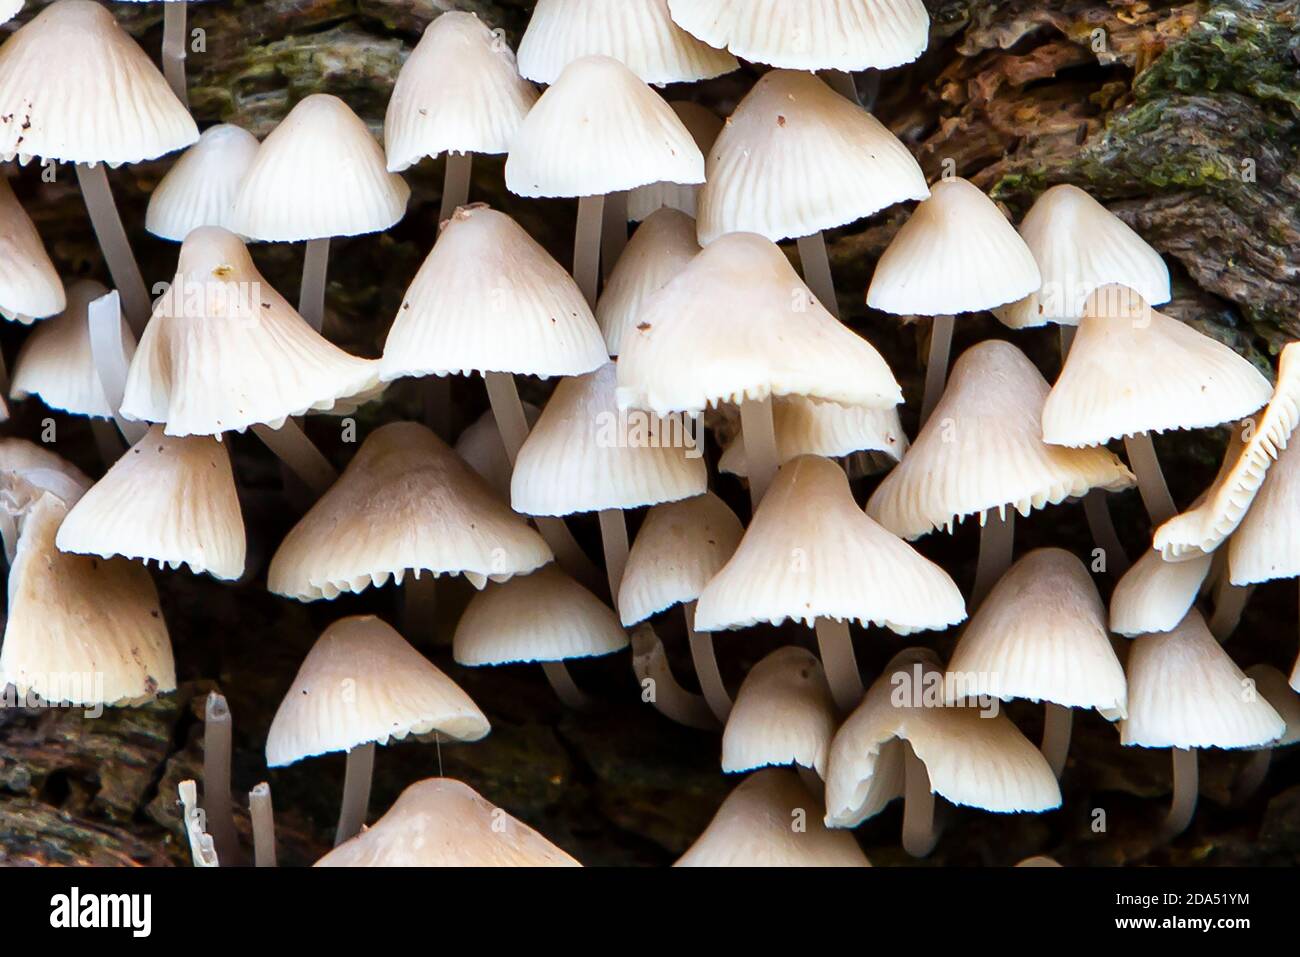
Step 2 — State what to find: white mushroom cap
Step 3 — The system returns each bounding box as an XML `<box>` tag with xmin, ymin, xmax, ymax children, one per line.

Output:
<box><xmin>517</xmin><ymin>0</ymin><xmax>738</xmax><ymax>86</ymax></box>
<box><xmin>231</xmin><ymin>94</ymin><xmax>410</xmax><ymax>242</ymax></box>
<box><xmin>454</xmin><ymin>402</ymin><xmax>541</xmax><ymax>501</ymax></box>
<box><xmin>596</xmin><ymin>207</ymin><xmax>699</xmax><ymax>356</ymax></box>
<box><xmin>0</xmin><ymin>436</ymin><xmax>90</xmax><ymax>489</ymax></box>
<box><xmin>617</xmin><ymin>232</ymin><xmax>902</xmax><ymax>416</ymax></box>
<box><xmin>9</xmin><ymin>279</ymin><xmax>114</xmax><ymax>417</ymax></box>
<box><xmin>696</xmin><ymin>455</ymin><xmax>966</xmax><ymax>636</ymax></box>
<box><xmin>719</xmin><ymin>395</ymin><xmax>907</xmax><ymax>477</ymax></box>
<box><xmin>698</xmin><ymin>70</ymin><xmax>928</xmax><ymax>246</ymax></box>
<box><xmin>146</xmin><ymin>124</ymin><xmax>260</xmax><ymax>242</ymax></box>
<box><xmin>676</xmin><ymin>769</ymin><xmax>870</xmax><ymax>867</ymax></box>
<box><xmin>1110</xmin><ymin>548</ymin><xmax>1213</xmax><ymax>637</ymax></box>
<box><xmin>722</xmin><ymin>647</ymin><xmax>836</xmax><ymax>777</ymax></box>
<box><xmin>1245</xmin><ymin>665</ymin><xmax>1300</xmax><ymax>749</ymax></box>
<box><xmin>627</xmin><ymin>102</ymin><xmax>722</xmax><ymax>222</ymax></box>
<box><xmin>384</xmin><ymin>12</ymin><xmax>538</xmax><ymax>172</ymax></box>
<box><xmin>316</xmin><ymin>777</ymin><xmax>580</xmax><ymax>867</ymax></box>
<box><xmin>1120</xmin><ymin>611</ymin><xmax>1284</xmax><ymax>750</ymax></box>
<box><xmin>505</xmin><ymin>55</ymin><xmax>705</xmax><ymax>198</ymax></box>
<box><xmin>266</xmin><ymin>616</ymin><xmax>490</xmax><ymax>766</ymax></box>
<box><xmin>867</xmin><ymin>340</ymin><xmax>1135</xmax><ymax>539</ymax></box>
<box><xmin>1230</xmin><ymin>420</ymin><xmax>1300</xmax><ymax>585</ymax></box>
<box><xmin>0</xmin><ymin>2</ymin><xmax>22</xmax><ymax>27</ymax></box>
<box><xmin>0</xmin><ymin>174</ymin><xmax>64</xmax><ymax>323</ymax></box>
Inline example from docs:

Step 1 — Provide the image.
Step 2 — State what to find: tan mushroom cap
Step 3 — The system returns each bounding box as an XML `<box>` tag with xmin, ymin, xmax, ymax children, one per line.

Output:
<box><xmin>945</xmin><ymin>548</ymin><xmax>1126</xmax><ymax>718</ymax></box>
<box><xmin>384</xmin><ymin>12</ymin><xmax>538</xmax><ymax>172</ymax></box>
<box><xmin>453</xmin><ymin>566</ymin><xmax>628</xmax><ymax>666</ymax></box>
<box><xmin>824</xmin><ymin>648</ymin><xmax>1062</xmax><ymax>828</ymax></box>
<box><xmin>1231</xmin><ymin>422</ymin><xmax>1300</xmax><ymax>585</ymax></box>
<box><xmin>266</xmin><ymin>616</ymin><xmax>490</xmax><ymax>766</ymax></box>
<box><xmin>380</xmin><ymin>204</ymin><xmax>606</xmax><ymax>382</ymax></box>
<box><xmin>454</xmin><ymin>402</ymin><xmax>541</xmax><ymax>501</ymax></box>
<box><xmin>1110</xmin><ymin>548</ymin><xmax>1213</xmax><ymax>637</ymax></box>
<box><xmin>146</xmin><ymin>124</ymin><xmax>260</xmax><ymax>242</ymax></box>
<box><xmin>676</xmin><ymin>768</ymin><xmax>870</xmax><ymax>867</ymax></box>
<box><xmin>1245</xmin><ymin>665</ymin><xmax>1300</xmax><ymax>749</ymax></box>
<box><xmin>867</xmin><ymin>340</ymin><xmax>1134</xmax><ymax>539</ymax></box>
<box><xmin>617</xmin><ymin>232</ymin><xmax>902</xmax><ymax>416</ymax></box>
<box><xmin>596</xmin><ymin>207</ymin><xmax>700</xmax><ymax>356</ymax></box>
<box><xmin>1042</xmin><ymin>285</ymin><xmax>1273</xmax><ymax>447</ymax></box>
<box><xmin>506</xmin><ymin>55</ymin><xmax>705</xmax><ymax>198</ymax></box>
<box><xmin>722</xmin><ymin>647</ymin><xmax>836</xmax><ymax>777</ymax></box>
<box><xmin>698</xmin><ymin>70</ymin><xmax>927</xmax><ymax>246</ymax></box>
<box><xmin>55</xmin><ymin>425</ymin><xmax>245</xmax><ymax>581</ymax></box>
<box><xmin>10</xmin><ymin>279</ymin><xmax>114</xmax><ymax>417</ymax></box>
<box><xmin>0</xmin><ymin>175</ymin><xmax>64</xmax><ymax>323</ymax></box>
<box><xmin>696</xmin><ymin>456</ymin><xmax>965</xmax><ymax>635</ymax></box>
<box><xmin>1120</xmin><ymin>611</ymin><xmax>1284</xmax><ymax>750</ymax></box>
<box><xmin>0</xmin><ymin>0</ymin><xmax>197</xmax><ymax>165</ymax></box>
<box><xmin>269</xmin><ymin>422</ymin><xmax>552</xmax><ymax>602</ymax></box>
<box><xmin>316</xmin><ymin>777</ymin><xmax>580</xmax><ymax>867</ymax></box>
<box><xmin>627</xmin><ymin>102</ymin><xmax>722</xmax><ymax>222</ymax></box>
<box><xmin>719</xmin><ymin>395</ymin><xmax>907</xmax><ymax>477</ymax></box>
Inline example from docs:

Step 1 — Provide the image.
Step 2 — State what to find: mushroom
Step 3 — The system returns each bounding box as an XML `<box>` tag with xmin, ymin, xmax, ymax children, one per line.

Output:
<box><xmin>145</xmin><ymin>124</ymin><xmax>259</xmax><ymax>242</ymax></box>
<box><xmin>627</xmin><ymin>102</ymin><xmax>722</xmax><ymax>223</ymax></box>
<box><xmin>629</xmin><ymin>622</ymin><xmax>716</xmax><ymax>730</ymax></box>
<box><xmin>0</xmin><ymin>173</ymin><xmax>64</xmax><ymax>332</ymax></box>
<box><xmin>0</xmin><ymin>1</ymin><xmax>20</xmax><ymax>26</ymax></box>
<box><xmin>1233</xmin><ymin>664</ymin><xmax>1299</xmax><ymax>803</ymax></box>
<box><xmin>116</xmin><ymin>0</ymin><xmax>195</xmax><ymax>105</ymax></box>
<box><xmin>722</xmin><ymin>647</ymin><xmax>836</xmax><ymax>779</ymax></box>
<box><xmin>596</xmin><ymin>207</ymin><xmax>699</xmax><ymax>357</ymax></box>
<box><xmin>1110</xmin><ymin>548</ymin><xmax>1213</xmax><ymax>637</ymax></box>
<box><xmin>455</xmin><ymin>402</ymin><xmax>541</xmax><ymax>501</ymax></box>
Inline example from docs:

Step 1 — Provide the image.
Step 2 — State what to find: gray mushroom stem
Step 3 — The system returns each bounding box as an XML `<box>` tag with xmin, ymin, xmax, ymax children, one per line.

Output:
<box><xmin>249</xmin><ymin>782</ymin><xmax>277</xmax><ymax>867</ymax></box>
<box><xmin>203</xmin><ymin>692</ymin><xmax>240</xmax><ymax>864</ymax></box>
<box><xmin>1082</xmin><ymin>489</ymin><xmax>1129</xmax><ymax>575</ymax></box>
<box><xmin>298</xmin><ymin>237</ymin><xmax>331</xmax><ymax>332</ymax></box>
<box><xmin>1208</xmin><ymin>578</ymin><xmax>1253</xmax><ymax>641</ymax></box>
<box><xmin>1232</xmin><ymin>750</ymin><xmax>1273</xmax><ymax>806</ymax></box>
<box><xmin>574</xmin><ymin>194</ymin><xmax>605</xmax><ymax>308</ymax></box>
<box><xmin>597</xmin><ymin>508</ymin><xmax>629</xmax><ymax>600</ymax></box>
<box><xmin>971</xmin><ymin>508</ymin><xmax>1015</xmax><ymax>606</ymax></box>
<box><xmin>1162</xmin><ymin>747</ymin><xmax>1199</xmax><ymax>839</ymax></box>
<box><xmin>1124</xmin><ymin>432</ymin><xmax>1177</xmax><ymax>525</ymax></box>
<box><xmin>1041</xmin><ymin>702</ymin><xmax>1073</xmax><ymax>778</ymax></box>
<box><xmin>630</xmin><ymin>625</ymin><xmax>716</xmax><ymax>730</ymax></box>
<box><xmin>251</xmin><ymin>420</ymin><xmax>338</xmax><ymax>496</ymax></box>
<box><xmin>901</xmin><ymin>741</ymin><xmax>939</xmax><ymax>857</ymax></box>
<box><xmin>334</xmin><ymin>741</ymin><xmax>375</xmax><ymax>846</ymax></box>
<box><xmin>814</xmin><ymin>617</ymin><xmax>864</xmax><ymax>713</ymax></box>
<box><xmin>600</xmin><ymin>191</ymin><xmax>628</xmax><ymax>280</ymax></box>
<box><xmin>739</xmin><ymin>396</ymin><xmax>779</xmax><ymax>512</ymax></box>
<box><xmin>440</xmin><ymin>152</ymin><xmax>473</xmax><ymax>223</ymax></box>
<box><xmin>75</xmin><ymin>163</ymin><xmax>152</xmax><ymax>336</ymax></box>
<box><xmin>161</xmin><ymin>2</ymin><xmax>189</xmax><ymax>106</ymax></box>
<box><xmin>685</xmin><ymin>601</ymin><xmax>731</xmax><ymax>722</ymax></box>
<box><xmin>796</xmin><ymin>232</ymin><xmax>839</xmax><ymax>318</ymax></box>
<box><xmin>541</xmin><ymin>660</ymin><xmax>597</xmax><ymax>711</ymax></box>
<box><xmin>920</xmin><ymin>314</ymin><xmax>955</xmax><ymax>427</ymax></box>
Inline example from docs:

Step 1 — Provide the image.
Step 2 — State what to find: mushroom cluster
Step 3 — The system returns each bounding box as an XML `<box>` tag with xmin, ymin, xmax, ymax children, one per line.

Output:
<box><xmin>0</xmin><ymin>0</ymin><xmax>1295</xmax><ymax>869</ymax></box>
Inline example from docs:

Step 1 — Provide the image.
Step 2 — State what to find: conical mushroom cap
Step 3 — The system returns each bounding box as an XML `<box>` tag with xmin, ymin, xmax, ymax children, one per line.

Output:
<box><xmin>824</xmin><ymin>649</ymin><xmax>1062</xmax><ymax>827</ymax></box>
<box><xmin>1042</xmin><ymin>285</ymin><xmax>1273</xmax><ymax>447</ymax></box>
<box><xmin>506</xmin><ymin>55</ymin><xmax>705</xmax><ymax>198</ymax></box>
<box><xmin>945</xmin><ymin>548</ymin><xmax>1126</xmax><ymax>718</ymax></box>
<box><xmin>454</xmin><ymin>402</ymin><xmax>540</xmax><ymax>501</ymax></box>
<box><xmin>1230</xmin><ymin>425</ymin><xmax>1300</xmax><ymax>585</ymax></box>
<box><xmin>453</xmin><ymin>566</ymin><xmax>629</xmax><ymax>665</ymax></box>
<box><xmin>384</xmin><ymin>12</ymin><xmax>538</xmax><ymax>172</ymax></box>
<box><xmin>617</xmin><ymin>491</ymin><xmax>744</xmax><ymax>625</ymax></box>
<box><xmin>698</xmin><ymin>70</ymin><xmax>927</xmax><ymax>245</ymax></box>
<box><xmin>316</xmin><ymin>777</ymin><xmax>580</xmax><ymax>867</ymax></box>
<box><xmin>0</xmin><ymin>0</ymin><xmax>197</xmax><ymax>165</ymax></box>
<box><xmin>9</xmin><ymin>279</ymin><xmax>115</xmax><ymax>417</ymax></box>
<box><xmin>722</xmin><ymin>647</ymin><xmax>836</xmax><ymax>777</ymax></box>
<box><xmin>1120</xmin><ymin>611</ymin><xmax>1283</xmax><ymax>749</ymax></box>
<box><xmin>0</xmin><ymin>175</ymin><xmax>64</xmax><ymax>322</ymax></box>
<box><xmin>995</xmin><ymin>184</ymin><xmax>1171</xmax><ymax>329</ymax></box>
<box><xmin>596</xmin><ymin>207</ymin><xmax>699</xmax><ymax>356</ymax></box>
<box><xmin>627</xmin><ymin>101</ymin><xmax>721</xmax><ymax>222</ymax></box>
<box><xmin>696</xmin><ymin>456</ymin><xmax>966</xmax><ymax>635</ymax></box>
<box><xmin>0</xmin><ymin>437</ymin><xmax>90</xmax><ymax>490</ymax></box>
<box><xmin>266</xmin><ymin>616</ymin><xmax>490</xmax><ymax>766</ymax></box>
<box><xmin>867</xmin><ymin>340</ymin><xmax>1135</xmax><ymax>539</ymax></box>
<box><xmin>120</xmin><ymin>227</ymin><xmax>380</xmax><ymax>436</ymax></box>
<box><xmin>1246</xmin><ymin>665</ymin><xmax>1300</xmax><ymax>749</ymax></box>
<box><xmin>676</xmin><ymin>769</ymin><xmax>869</xmax><ymax>867</ymax></box>
<box><xmin>231</xmin><ymin>94</ymin><xmax>409</xmax><ymax>242</ymax></box>
<box><xmin>1110</xmin><ymin>548</ymin><xmax>1212</xmax><ymax>637</ymax></box>
<box><xmin>719</xmin><ymin>395</ymin><xmax>907</xmax><ymax>477</ymax></box>
<box><xmin>518</xmin><ymin>0</ymin><xmax>737</xmax><ymax>86</ymax></box>
<box><xmin>617</xmin><ymin>232</ymin><xmax>902</xmax><ymax>416</ymax></box>
<box><xmin>146</xmin><ymin>124</ymin><xmax>260</xmax><ymax>241</ymax></box>
<box><xmin>667</xmin><ymin>0</ymin><xmax>929</xmax><ymax>71</ymax></box>
<box><xmin>55</xmin><ymin>425</ymin><xmax>245</xmax><ymax>581</ymax></box>
<box><xmin>380</xmin><ymin>204</ymin><xmax>606</xmax><ymax>382</ymax></box>
<box><xmin>867</xmin><ymin>177</ymin><xmax>1041</xmax><ymax>317</ymax></box>
<box><xmin>510</xmin><ymin>361</ymin><xmax>707</xmax><ymax>516</ymax></box>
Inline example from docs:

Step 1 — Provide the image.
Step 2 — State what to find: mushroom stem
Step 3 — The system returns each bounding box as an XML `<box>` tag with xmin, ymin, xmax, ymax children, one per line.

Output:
<box><xmin>630</xmin><ymin>625</ymin><xmax>717</xmax><ymax>730</ymax></box>
<box><xmin>86</xmin><ymin>289</ymin><xmax>148</xmax><ymax>444</ymax></box>
<box><xmin>972</xmin><ymin>508</ymin><xmax>1015</xmax><ymax>606</ymax></box>
<box><xmin>901</xmin><ymin>740</ymin><xmax>939</xmax><ymax>857</ymax></box>
<box><xmin>1208</xmin><ymin>577</ymin><xmax>1253</xmax><ymax>641</ymax></box>
<box><xmin>920</xmin><ymin>314</ymin><xmax>955</xmax><ymax>427</ymax></box>
<box><xmin>202</xmin><ymin>692</ymin><xmax>240</xmax><ymax>865</ymax></box>
<box><xmin>541</xmin><ymin>660</ymin><xmax>597</xmax><ymax>711</ymax></box>
<box><xmin>821</xmin><ymin>70</ymin><xmax>860</xmax><ymax>104</ymax></box>
<box><xmin>684</xmin><ymin>601</ymin><xmax>731</xmax><ymax>722</ymax></box>
<box><xmin>90</xmin><ymin>420</ymin><xmax>125</xmax><ymax>464</ymax></box>
<box><xmin>1058</xmin><ymin>323</ymin><xmax>1077</xmax><ymax>361</ymax></box>
<box><xmin>298</xmin><ymin>237</ymin><xmax>331</xmax><ymax>332</ymax></box>
<box><xmin>1162</xmin><ymin>747</ymin><xmax>1199</xmax><ymax>839</ymax></box>
<box><xmin>814</xmin><ymin>617</ymin><xmax>864</xmax><ymax>713</ymax></box>
<box><xmin>161</xmin><ymin>1</ymin><xmax>189</xmax><ymax>106</ymax></box>
<box><xmin>75</xmin><ymin>163</ymin><xmax>152</xmax><ymax>336</ymax></box>
<box><xmin>796</xmin><ymin>232</ymin><xmax>839</xmax><ymax>318</ymax></box>
<box><xmin>1040</xmin><ymin>702</ymin><xmax>1073</xmax><ymax>778</ymax></box>
<box><xmin>251</xmin><ymin>420</ymin><xmax>338</xmax><ymax>496</ymax></box>
<box><xmin>597</xmin><ymin>508</ymin><xmax>629</xmax><ymax>600</ymax></box>
<box><xmin>439</xmin><ymin>152</ymin><xmax>473</xmax><ymax>223</ymax></box>
<box><xmin>1124</xmin><ymin>432</ymin><xmax>1177</xmax><ymax>526</ymax></box>
<box><xmin>178</xmin><ymin>780</ymin><xmax>220</xmax><ymax>867</ymax></box>
<box><xmin>334</xmin><ymin>741</ymin><xmax>375</xmax><ymax>846</ymax></box>
<box><xmin>600</xmin><ymin>191</ymin><xmax>628</xmax><ymax>281</ymax></box>
<box><xmin>574</xmin><ymin>194</ymin><xmax>605</xmax><ymax>308</ymax></box>
<box><xmin>1232</xmin><ymin>750</ymin><xmax>1272</xmax><ymax>806</ymax></box>
<box><xmin>1082</xmin><ymin>489</ymin><xmax>1129</xmax><ymax>575</ymax></box>
<box><xmin>249</xmin><ymin>782</ymin><xmax>277</xmax><ymax>867</ymax></box>
<box><xmin>739</xmin><ymin>395</ymin><xmax>778</xmax><ymax>512</ymax></box>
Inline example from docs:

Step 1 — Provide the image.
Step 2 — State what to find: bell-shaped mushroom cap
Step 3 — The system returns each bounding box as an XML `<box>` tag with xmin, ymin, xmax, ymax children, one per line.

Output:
<box><xmin>668</xmin><ymin>0</ymin><xmax>929</xmax><ymax>71</ymax></box>
<box><xmin>1121</xmin><ymin>611</ymin><xmax>1283</xmax><ymax>749</ymax></box>
<box><xmin>54</xmin><ymin>425</ymin><xmax>245</xmax><ymax>581</ymax></box>
<box><xmin>0</xmin><ymin>0</ymin><xmax>197</xmax><ymax>165</ymax></box>
<box><xmin>1231</xmin><ymin>428</ymin><xmax>1300</xmax><ymax>585</ymax></box>
<box><xmin>867</xmin><ymin>177</ymin><xmax>1041</xmax><ymax>317</ymax></box>
<box><xmin>270</xmin><ymin>422</ymin><xmax>552</xmax><ymax>602</ymax></box>
<box><xmin>722</xmin><ymin>647</ymin><xmax>836</xmax><ymax>776</ymax></box>
<box><xmin>316</xmin><ymin>777</ymin><xmax>580</xmax><ymax>867</ymax></box>
<box><xmin>945</xmin><ymin>548</ymin><xmax>1126</xmax><ymax>718</ymax></box>
<box><xmin>720</xmin><ymin>395</ymin><xmax>907</xmax><ymax>477</ymax></box>
<box><xmin>994</xmin><ymin>184</ymin><xmax>1171</xmax><ymax>330</ymax></box>
<box><xmin>145</xmin><ymin>124</ymin><xmax>260</xmax><ymax>242</ymax></box>
<box><xmin>505</xmin><ymin>55</ymin><xmax>705</xmax><ymax>198</ymax></box>
<box><xmin>9</xmin><ymin>279</ymin><xmax>114</xmax><ymax>417</ymax></box>
<box><xmin>380</xmin><ymin>205</ymin><xmax>606</xmax><ymax>382</ymax></box>
<box><xmin>1</xmin><ymin>491</ymin><xmax>175</xmax><ymax>707</ymax></box>
<box><xmin>867</xmin><ymin>340</ymin><xmax>1135</xmax><ymax>539</ymax></box>
<box><xmin>1245</xmin><ymin>665</ymin><xmax>1300</xmax><ymax>749</ymax></box>
<box><xmin>384</xmin><ymin>12</ymin><xmax>538</xmax><ymax>172</ymax></box>
<box><xmin>0</xmin><ymin>175</ymin><xmax>64</xmax><ymax>323</ymax></box>
<box><xmin>453</xmin><ymin>566</ymin><xmax>629</xmax><ymax>665</ymax></box>
<box><xmin>824</xmin><ymin>648</ymin><xmax>1062</xmax><ymax>827</ymax></box>
<box><xmin>454</xmin><ymin>402</ymin><xmax>541</xmax><ymax>500</ymax></box>
<box><xmin>696</xmin><ymin>456</ymin><xmax>965</xmax><ymax>635</ymax></box>
<box><xmin>617</xmin><ymin>491</ymin><xmax>744</xmax><ymax>625</ymax></box>
<box><xmin>676</xmin><ymin>769</ymin><xmax>870</xmax><ymax>867</ymax></box>
<box><xmin>231</xmin><ymin>94</ymin><xmax>409</xmax><ymax>242</ymax></box>
<box><xmin>698</xmin><ymin>70</ymin><xmax>927</xmax><ymax>246</ymax></box>
<box><xmin>617</xmin><ymin>232</ymin><xmax>902</xmax><ymax>416</ymax></box>
<box><xmin>120</xmin><ymin>227</ymin><xmax>380</xmax><ymax>436</ymax></box>
<box><xmin>1110</xmin><ymin>548</ymin><xmax>1213</xmax><ymax>637</ymax></box>
<box><xmin>627</xmin><ymin>102</ymin><xmax>722</xmax><ymax>222</ymax></box>
<box><xmin>0</xmin><ymin>437</ymin><xmax>90</xmax><ymax>490</ymax></box>
<box><xmin>1042</xmin><ymin>285</ymin><xmax>1273</xmax><ymax>447</ymax></box>
<box><xmin>266</xmin><ymin>616</ymin><xmax>490</xmax><ymax>766</ymax></box>
<box><xmin>510</xmin><ymin>361</ymin><xmax>707</xmax><ymax>517</ymax></box>
<box><xmin>596</xmin><ymin>207</ymin><xmax>699</xmax><ymax>356</ymax></box>
<box><xmin>518</xmin><ymin>0</ymin><xmax>737</xmax><ymax>86</ymax></box>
